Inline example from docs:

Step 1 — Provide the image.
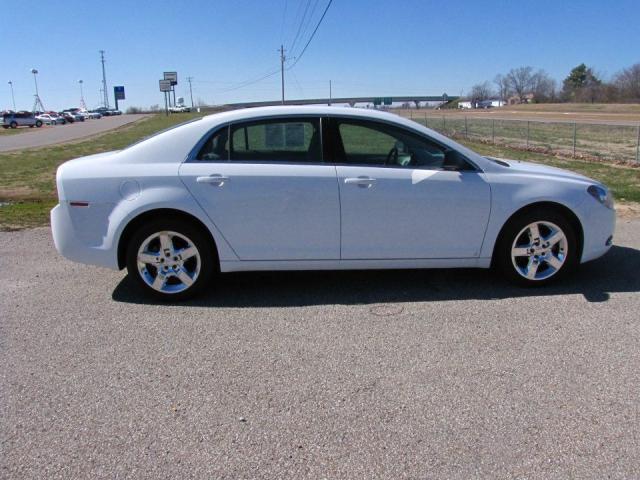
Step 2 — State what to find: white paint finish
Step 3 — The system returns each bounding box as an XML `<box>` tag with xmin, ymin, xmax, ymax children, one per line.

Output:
<box><xmin>179</xmin><ymin>162</ymin><xmax>341</xmax><ymax>260</ymax></box>
<box><xmin>337</xmin><ymin>166</ymin><xmax>491</xmax><ymax>259</ymax></box>
<box><xmin>49</xmin><ymin>106</ymin><xmax>615</xmax><ymax>276</ymax></box>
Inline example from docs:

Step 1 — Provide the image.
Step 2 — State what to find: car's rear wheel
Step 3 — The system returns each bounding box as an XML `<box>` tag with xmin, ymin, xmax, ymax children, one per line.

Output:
<box><xmin>126</xmin><ymin>219</ymin><xmax>215</xmax><ymax>300</ymax></box>
<box><xmin>9</xmin><ymin>121</ymin><xmax>17</xmax><ymax>129</ymax></box>
<box><xmin>35</xmin><ymin>120</ymin><xmax>43</xmax><ymax>128</ymax></box>
<box><xmin>495</xmin><ymin>209</ymin><xmax>578</xmax><ymax>286</ymax></box>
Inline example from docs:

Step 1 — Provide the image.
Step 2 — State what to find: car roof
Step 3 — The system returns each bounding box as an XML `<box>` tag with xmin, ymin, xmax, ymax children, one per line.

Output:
<box><xmin>199</xmin><ymin>105</ymin><xmax>407</xmax><ymax>127</ymax></box>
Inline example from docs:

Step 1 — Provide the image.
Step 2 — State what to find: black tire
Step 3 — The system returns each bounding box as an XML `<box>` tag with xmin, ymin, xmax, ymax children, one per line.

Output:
<box><xmin>10</xmin><ymin>121</ymin><xmax>17</xmax><ymax>129</ymax></box>
<box><xmin>35</xmin><ymin>120</ymin><xmax>43</xmax><ymax>128</ymax></box>
<box><xmin>495</xmin><ymin>208</ymin><xmax>578</xmax><ymax>286</ymax></box>
<box><xmin>126</xmin><ymin>218</ymin><xmax>216</xmax><ymax>301</ymax></box>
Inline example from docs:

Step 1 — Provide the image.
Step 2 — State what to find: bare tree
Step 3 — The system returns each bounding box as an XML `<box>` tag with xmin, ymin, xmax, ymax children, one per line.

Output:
<box><xmin>505</xmin><ymin>66</ymin><xmax>536</xmax><ymax>102</ymax></box>
<box><xmin>531</xmin><ymin>70</ymin><xmax>557</xmax><ymax>102</ymax></box>
<box><xmin>613</xmin><ymin>63</ymin><xmax>640</xmax><ymax>101</ymax></box>
<box><xmin>494</xmin><ymin>74</ymin><xmax>509</xmax><ymax>104</ymax></box>
<box><xmin>469</xmin><ymin>81</ymin><xmax>493</xmax><ymax>105</ymax></box>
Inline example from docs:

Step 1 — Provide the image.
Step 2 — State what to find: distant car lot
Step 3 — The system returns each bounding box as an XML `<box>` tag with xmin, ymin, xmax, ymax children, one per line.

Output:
<box><xmin>0</xmin><ymin>114</ymin><xmax>149</xmax><ymax>152</ymax></box>
<box><xmin>1</xmin><ymin>215</ymin><xmax>640</xmax><ymax>478</ymax></box>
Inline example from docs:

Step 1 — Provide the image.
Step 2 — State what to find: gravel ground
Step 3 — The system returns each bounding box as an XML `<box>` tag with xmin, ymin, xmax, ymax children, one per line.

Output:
<box><xmin>1</xmin><ymin>218</ymin><xmax>639</xmax><ymax>479</ymax></box>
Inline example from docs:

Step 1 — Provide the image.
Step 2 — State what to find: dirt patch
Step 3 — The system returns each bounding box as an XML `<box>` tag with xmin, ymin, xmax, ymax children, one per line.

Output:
<box><xmin>616</xmin><ymin>202</ymin><xmax>640</xmax><ymax>219</ymax></box>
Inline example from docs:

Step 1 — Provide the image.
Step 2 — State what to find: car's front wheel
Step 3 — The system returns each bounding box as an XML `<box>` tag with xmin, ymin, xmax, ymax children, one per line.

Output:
<box><xmin>9</xmin><ymin>121</ymin><xmax>17</xmax><ymax>129</ymax></box>
<box><xmin>496</xmin><ymin>209</ymin><xmax>578</xmax><ymax>286</ymax></box>
<box><xmin>126</xmin><ymin>219</ymin><xmax>215</xmax><ymax>300</ymax></box>
<box><xmin>35</xmin><ymin>120</ymin><xmax>43</xmax><ymax>128</ymax></box>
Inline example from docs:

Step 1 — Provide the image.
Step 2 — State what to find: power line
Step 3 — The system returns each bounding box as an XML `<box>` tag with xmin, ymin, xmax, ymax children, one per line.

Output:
<box><xmin>291</xmin><ymin>0</ymin><xmax>320</xmax><ymax>57</ymax></box>
<box><xmin>287</xmin><ymin>0</ymin><xmax>333</xmax><ymax>70</ymax></box>
<box><xmin>288</xmin><ymin>0</ymin><xmax>312</xmax><ymax>54</ymax></box>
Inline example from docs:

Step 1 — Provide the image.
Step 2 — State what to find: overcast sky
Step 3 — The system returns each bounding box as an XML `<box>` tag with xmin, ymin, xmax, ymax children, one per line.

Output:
<box><xmin>2</xmin><ymin>0</ymin><xmax>639</xmax><ymax>110</ymax></box>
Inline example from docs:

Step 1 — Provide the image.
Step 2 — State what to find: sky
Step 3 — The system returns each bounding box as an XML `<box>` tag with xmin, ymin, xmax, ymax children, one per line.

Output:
<box><xmin>2</xmin><ymin>0</ymin><xmax>639</xmax><ymax>111</ymax></box>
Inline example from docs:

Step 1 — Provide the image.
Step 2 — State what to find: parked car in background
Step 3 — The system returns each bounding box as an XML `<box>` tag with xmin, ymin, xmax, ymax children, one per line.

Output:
<box><xmin>59</xmin><ymin>112</ymin><xmax>75</xmax><ymax>123</ymax></box>
<box><xmin>82</xmin><ymin>110</ymin><xmax>102</xmax><ymax>119</ymax></box>
<box><xmin>169</xmin><ymin>105</ymin><xmax>191</xmax><ymax>113</ymax></box>
<box><xmin>2</xmin><ymin>111</ymin><xmax>43</xmax><ymax>128</ymax></box>
<box><xmin>93</xmin><ymin>107</ymin><xmax>115</xmax><ymax>116</ymax></box>
<box><xmin>51</xmin><ymin>106</ymin><xmax>616</xmax><ymax>300</ymax></box>
<box><xmin>63</xmin><ymin>111</ymin><xmax>85</xmax><ymax>122</ymax></box>
<box><xmin>35</xmin><ymin>113</ymin><xmax>61</xmax><ymax>125</ymax></box>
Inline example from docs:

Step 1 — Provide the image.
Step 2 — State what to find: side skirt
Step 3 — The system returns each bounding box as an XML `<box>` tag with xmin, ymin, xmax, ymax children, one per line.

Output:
<box><xmin>220</xmin><ymin>257</ymin><xmax>492</xmax><ymax>273</ymax></box>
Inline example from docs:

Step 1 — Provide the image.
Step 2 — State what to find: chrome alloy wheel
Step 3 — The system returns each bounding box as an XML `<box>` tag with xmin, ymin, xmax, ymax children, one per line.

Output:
<box><xmin>136</xmin><ymin>231</ymin><xmax>201</xmax><ymax>294</ymax></box>
<box><xmin>511</xmin><ymin>221</ymin><xmax>568</xmax><ymax>281</ymax></box>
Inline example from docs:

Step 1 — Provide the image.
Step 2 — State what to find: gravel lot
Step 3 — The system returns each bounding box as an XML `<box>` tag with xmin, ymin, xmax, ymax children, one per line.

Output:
<box><xmin>2</xmin><ymin>218</ymin><xmax>639</xmax><ymax>479</ymax></box>
<box><xmin>0</xmin><ymin>115</ymin><xmax>149</xmax><ymax>152</ymax></box>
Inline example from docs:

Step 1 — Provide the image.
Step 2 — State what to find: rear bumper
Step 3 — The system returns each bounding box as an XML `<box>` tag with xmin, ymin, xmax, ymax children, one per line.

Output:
<box><xmin>51</xmin><ymin>203</ymin><xmax>119</xmax><ymax>270</ymax></box>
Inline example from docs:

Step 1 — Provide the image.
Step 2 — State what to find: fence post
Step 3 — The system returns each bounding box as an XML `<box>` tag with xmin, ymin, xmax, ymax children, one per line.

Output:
<box><xmin>425</xmin><ymin>112</ymin><xmax>428</xmax><ymax>128</ymax></box>
<box><xmin>443</xmin><ymin>115</ymin><xmax>446</xmax><ymax>133</ymax></box>
<box><xmin>465</xmin><ymin>116</ymin><xmax>468</xmax><ymax>139</ymax></box>
<box><xmin>526</xmin><ymin>121</ymin><xmax>530</xmax><ymax>148</ymax></box>
<box><xmin>492</xmin><ymin>119</ymin><xmax>495</xmax><ymax>144</ymax></box>
<box><xmin>410</xmin><ymin>110</ymin><xmax>413</xmax><ymax>120</ymax></box>
<box><xmin>636</xmin><ymin>124</ymin><xmax>640</xmax><ymax>163</ymax></box>
<box><xmin>573</xmin><ymin>123</ymin><xmax>577</xmax><ymax>158</ymax></box>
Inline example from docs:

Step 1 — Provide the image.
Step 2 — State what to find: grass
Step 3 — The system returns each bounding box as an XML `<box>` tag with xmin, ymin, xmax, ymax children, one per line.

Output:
<box><xmin>1</xmin><ymin>111</ymin><xmax>639</xmax><ymax>230</ymax></box>
<box><xmin>0</xmin><ymin>126</ymin><xmax>31</xmax><ymax>135</ymax></box>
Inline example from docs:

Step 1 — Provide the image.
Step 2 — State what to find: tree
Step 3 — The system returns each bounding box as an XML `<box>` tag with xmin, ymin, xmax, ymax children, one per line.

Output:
<box><xmin>613</xmin><ymin>63</ymin><xmax>640</xmax><ymax>102</ymax></box>
<box><xmin>494</xmin><ymin>74</ymin><xmax>509</xmax><ymax>104</ymax></box>
<box><xmin>469</xmin><ymin>81</ymin><xmax>493</xmax><ymax>105</ymax></box>
<box><xmin>531</xmin><ymin>71</ymin><xmax>557</xmax><ymax>103</ymax></box>
<box><xmin>505</xmin><ymin>66</ymin><xmax>536</xmax><ymax>102</ymax></box>
<box><xmin>562</xmin><ymin>63</ymin><xmax>602</xmax><ymax>102</ymax></box>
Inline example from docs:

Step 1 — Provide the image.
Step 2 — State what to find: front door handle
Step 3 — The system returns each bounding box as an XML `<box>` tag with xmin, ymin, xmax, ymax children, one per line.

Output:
<box><xmin>196</xmin><ymin>174</ymin><xmax>229</xmax><ymax>186</ymax></box>
<box><xmin>344</xmin><ymin>176</ymin><xmax>376</xmax><ymax>188</ymax></box>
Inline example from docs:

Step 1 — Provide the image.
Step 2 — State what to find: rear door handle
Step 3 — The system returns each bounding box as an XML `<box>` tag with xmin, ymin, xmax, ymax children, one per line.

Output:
<box><xmin>344</xmin><ymin>176</ymin><xmax>376</xmax><ymax>187</ymax></box>
<box><xmin>196</xmin><ymin>174</ymin><xmax>229</xmax><ymax>186</ymax></box>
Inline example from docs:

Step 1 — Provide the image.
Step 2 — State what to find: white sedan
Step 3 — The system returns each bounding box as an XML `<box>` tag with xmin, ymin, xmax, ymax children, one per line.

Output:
<box><xmin>51</xmin><ymin>106</ymin><xmax>615</xmax><ymax>300</ymax></box>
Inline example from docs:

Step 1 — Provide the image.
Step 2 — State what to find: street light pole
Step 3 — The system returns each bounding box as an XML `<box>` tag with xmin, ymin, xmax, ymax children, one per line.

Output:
<box><xmin>79</xmin><ymin>79</ymin><xmax>86</xmax><ymax>110</ymax></box>
<box><xmin>8</xmin><ymin>81</ymin><xmax>16</xmax><ymax>111</ymax></box>
<box><xmin>31</xmin><ymin>68</ymin><xmax>44</xmax><ymax>112</ymax></box>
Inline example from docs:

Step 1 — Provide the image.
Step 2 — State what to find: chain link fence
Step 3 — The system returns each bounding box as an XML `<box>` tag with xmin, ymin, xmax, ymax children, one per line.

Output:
<box><xmin>401</xmin><ymin>112</ymin><xmax>640</xmax><ymax>163</ymax></box>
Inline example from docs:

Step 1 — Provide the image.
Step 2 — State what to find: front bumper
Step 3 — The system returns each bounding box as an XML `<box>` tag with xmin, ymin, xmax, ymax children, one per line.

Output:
<box><xmin>580</xmin><ymin>202</ymin><xmax>616</xmax><ymax>263</ymax></box>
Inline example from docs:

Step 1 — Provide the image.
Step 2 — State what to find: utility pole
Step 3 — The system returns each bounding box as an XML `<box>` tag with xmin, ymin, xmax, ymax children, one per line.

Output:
<box><xmin>329</xmin><ymin>80</ymin><xmax>332</xmax><ymax>106</ymax></box>
<box><xmin>100</xmin><ymin>50</ymin><xmax>109</xmax><ymax>109</ymax></box>
<box><xmin>8</xmin><ymin>81</ymin><xmax>16</xmax><ymax>111</ymax></box>
<box><xmin>279</xmin><ymin>45</ymin><xmax>286</xmax><ymax>105</ymax></box>
<box><xmin>187</xmin><ymin>76</ymin><xmax>194</xmax><ymax>108</ymax></box>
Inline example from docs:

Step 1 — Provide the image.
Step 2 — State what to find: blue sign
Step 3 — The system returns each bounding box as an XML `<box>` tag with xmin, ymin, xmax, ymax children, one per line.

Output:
<box><xmin>114</xmin><ymin>86</ymin><xmax>125</xmax><ymax>100</ymax></box>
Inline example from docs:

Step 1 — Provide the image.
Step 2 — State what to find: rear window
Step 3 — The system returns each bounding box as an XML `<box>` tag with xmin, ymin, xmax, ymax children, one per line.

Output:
<box><xmin>229</xmin><ymin>118</ymin><xmax>321</xmax><ymax>163</ymax></box>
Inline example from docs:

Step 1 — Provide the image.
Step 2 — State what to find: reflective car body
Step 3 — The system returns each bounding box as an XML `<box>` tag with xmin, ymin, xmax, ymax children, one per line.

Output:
<box><xmin>51</xmin><ymin>106</ymin><xmax>615</xmax><ymax>277</ymax></box>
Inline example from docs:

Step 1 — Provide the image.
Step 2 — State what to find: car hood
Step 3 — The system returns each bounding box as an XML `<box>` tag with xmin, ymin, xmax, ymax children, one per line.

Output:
<box><xmin>486</xmin><ymin>157</ymin><xmax>595</xmax><ymax>184</ymax></box>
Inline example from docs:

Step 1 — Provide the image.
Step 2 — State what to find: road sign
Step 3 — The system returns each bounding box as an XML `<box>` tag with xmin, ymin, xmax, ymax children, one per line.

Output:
<box><xmin>159</xmin><ymin>79</ymin><xmax>172</xmax><ymax>92</ymax></box>
<box><xmin>383</xmin><ymin>97</ymin><xmax>392</xmax><ymax>106</ymax></box>
<box><xmin>163</xmin><ymin>71</ymin><xmax>178</xmax><ymax>85</ymax></box>
<box><xmin>114</xmin><ymin>86</ymin><xmax>125</xmax><ymax>100</ymax></box>
<box><xmin>373</xmin><ymin>97</ymin><xmax>382</xmax><ymax>106</ymax></box>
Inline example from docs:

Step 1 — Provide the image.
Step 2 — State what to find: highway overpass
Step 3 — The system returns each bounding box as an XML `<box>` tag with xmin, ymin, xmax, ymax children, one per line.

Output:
<box><xmin>225</xmin><ymin>95</ymin><xmax>458</xmax><ymax>109</ymax></box>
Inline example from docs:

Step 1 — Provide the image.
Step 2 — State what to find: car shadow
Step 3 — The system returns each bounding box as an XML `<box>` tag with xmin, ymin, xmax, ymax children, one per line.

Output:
<box><xmin>112</xmin><ymin>245</ymin><xmax>640</xmax><ymax>307</ymax></box>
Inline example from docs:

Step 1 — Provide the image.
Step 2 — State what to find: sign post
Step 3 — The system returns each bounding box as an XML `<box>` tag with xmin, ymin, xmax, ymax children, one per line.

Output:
<box><xmin>113</xmin><ymin>86</ymin><xmax>125</xmax><ymax>111</ymax></box>
<box><xmin>163</xmin><ymin>72</ymin><xmax>178</xmax><ymax>107</ymax></box>
<box><xmin>159</xmin><ymin>79</ymin><xmax>172</xmax><ymax>116</ymax></box>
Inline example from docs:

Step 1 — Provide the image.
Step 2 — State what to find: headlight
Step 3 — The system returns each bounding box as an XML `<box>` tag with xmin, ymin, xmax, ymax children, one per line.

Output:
<box><xmin>587</xmin><ymin>185</ymin><xmax>614</xmax><ymax>209</ymax></box>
